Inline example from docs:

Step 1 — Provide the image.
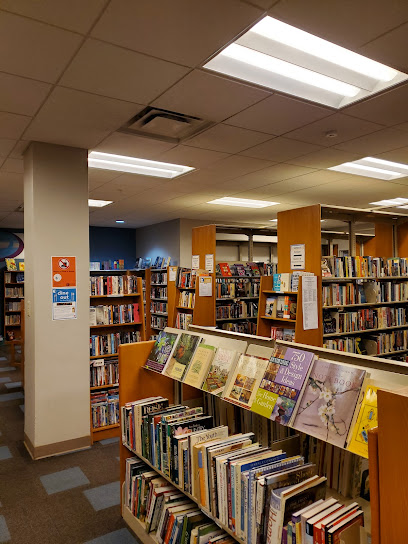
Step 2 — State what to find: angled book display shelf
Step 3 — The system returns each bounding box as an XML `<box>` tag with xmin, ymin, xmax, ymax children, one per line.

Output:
<box><xmin>118</xmin><ymin>326</ymin><xmax>408</xmax><ymax>544</ymax></box>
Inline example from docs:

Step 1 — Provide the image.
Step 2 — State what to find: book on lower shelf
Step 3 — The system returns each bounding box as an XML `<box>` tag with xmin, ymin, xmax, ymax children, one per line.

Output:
<box><xmin>91</xmin><ymin>388</ymin><xmax>119</xmax><ymax>429</ymax></box>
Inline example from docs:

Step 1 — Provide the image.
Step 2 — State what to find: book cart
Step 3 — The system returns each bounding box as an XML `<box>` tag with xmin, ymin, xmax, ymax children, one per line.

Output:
<box><xmin>118</xmin><ymin>325</ymin><xmax>408</xmax><ymax>544</ymax></box>
<box><xmin>89</xmin><ymin>269</ymin><xmax>146</xmax><ymax>443</ymax></box>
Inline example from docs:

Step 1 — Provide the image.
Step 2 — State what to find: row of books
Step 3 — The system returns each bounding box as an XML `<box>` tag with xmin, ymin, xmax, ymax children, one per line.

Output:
<box><xmin>90</xmin><ymin>331</ymin><xmax>141</xmax><ymax>357</ymax></box>
<box><xmin>5</xmin><ymin>315</ymin><xmax>20</xmax><ymax>325</ymax></box>
<box><xmin>89</xmin><ymin>303</ymin><xmax>140</xmax><ymax>326</ymax></box>
<box><xmin>90</xmin><ymin>358</ymin><xmax>118</xmax><ymax>387</ymax></box>
<box><xmin>151</xmin><ymin>287</ymin><xmax>168</xmax><ymax>299</ymax></box>
<box><xmin>179</xmin><ymin>292</ymin><xmax>195</xmax><ymax>309</ymax></box>
<box><xmin>216</xmin><ymin>278</ymin><xmax>260</xmax><ymax>299</ymax></box>
<box><xmin>175</xmin><ymin>313</ymin><xmax>193</xmax><ymax>331</ymax></box>
<box><xmin>152</xmin><ymin>272</ymin><xmax>168</xmax><ymax>285</ymax></box>
<box><xmin>270</xmin><ymin>327</ymin><xmax>295</xmax><ymax>342</ymax></box>
<box><xmin>265</xmin><ymin>295</ymin><xmax>296</xmax><ymax>320</ymax></box>
<box><xmin>91</xmin><ymin>388</ymin><xmax>119</xmax><ymax>428</ymax></box>
<box><xmin>5</xmin><ymin>287</ymin><xmax>23</xmax><ymax>298</ymax></box>
<box><xmin>151</xmin><ymin>301</ymin><xmax>168</xmax><ymax>315</ymax></box>
<box><xmin>5</xmin><ymin>302</ymin><xmax>21</xmax><ymax>311</ymax></box>
<box><xmin>216</xmin><ymin>262</ymin><xmax>262</xmax><ymax>277</ymax></box>
<box><xmin>216</xmin><ymin>301</ymin><xmax>258</xmax><ymax>320</ymax></box>
<box><xmin>323</xmin><ymin>280</ymin><xmax>408</xmax><ymax>306</ymax></box>
<box><xmin>122</xmin><ymin>398</ymin><xmax>365</xmax><ymax>544</ymax></box>
<box><xmin>218</xmin><ymin>321</ymin><xmax>257</xmax><ymax>334</ymax></box>
<box><xmin>324</xmin><ymin>329</ymin><xmax>408</xmax><ymax>356</ymax></box>
<box><xmin>4</xmin><ymin>259</ymin><xmax>24</xmax><ymax>272</ymax></box>
<box><xmin>151</xmin><ymin>315</ymin><xmax>168</xmax><ymax>330</ymax></box>
<box><xmin>4</xmin><ymin>271</ymin><xmax>24</xmax><ymax>283</ymax></box>
<box><xmin>177</xmin><ymin>268</ymin><xmax>196</xmax><ymax>289</ymax></box>
<box><xmin>90</xmin><ymin>259</ymin><xmax>125</xmax><ymax>270</ymax></box>
<box><xmin>272</xmin><ymin>273</ymin><xmax>312</xmax><ymax>293</ymax></box>
<box><xmin>322</xmin><ymin>256</ymin><xmax>408</xmax><ymax>278</ymax></box>
<box><xmin>152</xmin><ymin>257</ymin><xmax>172</xmax><ymax>269</ymax></box>
<box><xmin>89</xmin><ymin>274</ymin><xmax>139</xmax><ymax>296</ymax></box>
<box><xmin>323</xmin><ymin>306</ymin><xmax>407</xmax><ymax>334</ymax></box>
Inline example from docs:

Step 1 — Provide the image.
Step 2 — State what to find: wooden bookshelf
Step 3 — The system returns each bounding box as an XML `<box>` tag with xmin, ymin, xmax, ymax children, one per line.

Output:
<box><xmin>3</xmin><ymin>269</ymin><xmax>24</xmax><ymax>342</ymax></box>
<box><xmin>89</xmin><ymin>271</ymin><xmax>146</xmax><ymax>443</ymax></box>
<box><xmin>147</xmin><ymin>267</ymin><xmax>177</xmax><ymax>339</ymax></box>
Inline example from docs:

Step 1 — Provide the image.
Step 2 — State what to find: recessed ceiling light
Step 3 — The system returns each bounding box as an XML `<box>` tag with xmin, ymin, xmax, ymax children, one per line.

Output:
<box><xmin>208</xmin><ymin>197</ymin><xmax>279</xmax><ymax>208</ymax></box>
<box><xmin>203</xmin><ymin>15</ymin><xmax>408</xmax><ymax>108</ymax></box>
<box><xmin>88</xmin><ymin>199</ymin><xmax>113</xmax><ymax>207</ymax></box>
<box><xmin>269</xmin><ymin>219</ymin><xmax>278</xmax><ymax>222</ymax></box>
<box><xmin>88</xmin><ymin>151</ymin><xmax>194</xmax><ymax>178</ymax></box>
<box><xmin>370</xmin><ymin>198</ymin><xmax>408</xmax><ymax>206</ymax></box>
<box><xmin>116</xmin><ymin>219</ymin><xmax>125</xmax><ymax>223</ymax></box>
<box><xmin>328</xmin><ymin>157</ymin><xmax>408</xmax><ymax>180</ymax></box>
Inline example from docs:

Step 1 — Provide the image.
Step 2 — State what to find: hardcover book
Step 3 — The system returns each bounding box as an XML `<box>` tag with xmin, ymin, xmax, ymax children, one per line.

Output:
<box><xmin>183</xmin><ymin>344</ymin><xmax>217</xmax><ymax>388</ymax></box>
<box><xmin>223</xmin><ymin>354</ymin><xmax>269</xmax><ymax>410</ymax></box>
<box><xmin>218</xmin><ymin>263</ymin><xmax>232</xmax><ymax>277</ymax></box>
<box><xmin>202</xmin><ymin>348</ymin><xmax>240</xmax><ymax>396</ymax></box>
<box><xmin>293</xmin><ymin>360</ymin><xmax>366</xmax><ymax>448</ymax></box>
<box><xmin>251</xmin><ymin>346</ymin><xmax>316</xmax><ymax>425</ymax></box>
<box><xmin>146</xmin><ymin>330</ymin><xmax>180</xmax><ymax>373</ymax></box>
<box><xmin>163</xmin><ymin>333</ymin><xmax>202</xmax><ymax>380</ymax></box>
<box><xmin>347</xmin><ymin>382</ymin><xmax>379</xmax><ymax>458</ymax></box>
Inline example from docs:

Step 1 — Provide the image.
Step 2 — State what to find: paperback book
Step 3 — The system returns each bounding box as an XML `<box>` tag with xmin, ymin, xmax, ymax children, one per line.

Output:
<box><xmin>223</xmin><ymin>354</ymin><xmax>269</xmax><ymax>410</ymax></box>
<box><xmin>183</xmin><ymin>344</ymin><xmax>217</xmax><ymax>389</ymax></box>
<box><xmin>163</xmin><ymin>332</ymin><xmax>202</xmax><ymax>380</ymax></box>
<box><xmin>202</xmin><ymin>348</ymin><xmax>240</xmax><ymax>396</ymax></box>
<box><xmin>146</xmin><ymin>330</ymin><xmax>180</xmax><ymax>373</ymax></box>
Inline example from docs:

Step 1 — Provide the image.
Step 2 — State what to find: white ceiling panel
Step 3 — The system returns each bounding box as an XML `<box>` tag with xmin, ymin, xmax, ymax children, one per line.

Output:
<box><xmin>373</xmin><ymin>146</ymin><xmax>408</xmax><ymax>166</ymax></box>
<box><xmin>61</xmin><ymin>39</ymin><xmax>189</xmax><ymax>104</ymax></box>
<box><xmin>92</xmin><ymin>0</ymin><xmax>262</xmax><ymax>67</ymax></box>
<box><xmin>88</xmin><ymin>168</ymin><xmax>121</xmax><ymax>190</ymax></box>
<box><xmin>107</xmin><ymin>175</ymin><xmax>168</xmax><ymax>193</ymax></box>
<box><xmin>269</xmin><ymin>0</ymin><xmax>408</xmax><ymax>49</ymax></box>
<box><xmin>0</xmin><ymin>212</ymin><xmax>23</xmax><ymax>227</ymax></box>
<box><xmin>93</xmin><ymin>132</ymin><xmax>176</xmax><ymax>158</ymax></box>
<box><xmin>0</xmin><ymin>112</ymin><xmax>31</xmax><ymax>139</ymax></box>
<box><xmin>206</xmin><ymin>155</ymin><xmax>276</xmax><ymax>180</ymax></box>
<box><xmin>0</xmin><ymin>0</ymin><xmax>107</xmax><ymax>34</ymax></box>
<box><xmin>184</xmin><ymin>124</ymin><xmax>272</xmax><ymax>154</ymax></box>
<box><xmin>227</xmin><ymin>164</ymin><xmax>318</xmax><ymax>187</ymax></box>
<box><xmin>0</xmin><ymin>73</ymin><xmax>50</xmax><ymax>117</ymax></box>
<box><xmin>241</xmin><ymin>136</ymin><xmax>323</xmax><ymax>162</ymax></box>
<box><xmin>0</xmin><ymin>199</ymin><xmax>22</xmax><ymax>212</ymax></box>
<box><xmin>152</xmin><ymin>70</ymin><xmax>270</xmax><ymax>122</ymax></box>
<box><xmin>24</xmin><ymin>87</ymin><xmax>142</xmax><ymax>149</ymax></box>
<box><xmin>0</xmin><ymin>172</ymin><xmax>23</xmax><ymax>199</ymax></box>
<box><xmin>0</xmin><ymin>158</ymin><xmax>23</xmax><ymax>174</ymax></box>
<box><xmin>8</xmin><ymin>140</ymin><xmax>30</xmax><ymax>159</ymax></box>
<box><xmin>285</xmin><ymin>114</ymin><xmax>383</xmax><ymax>147</ymax></box>
<box><xmin>0</xmin><ymin>139</ymin><xmax>17</xmax><ymax>158</ymax></box>
<box><xmin>335</xmin><ymin>127</ymin><xmax>408</xmax><ymax>155</ymax></box>
<box><xmin>224</xmin><ymin>94</ymin><xmax>331</xmax><ymax>135</ymax></box>
<box><xmin>290</xmin><ymin>148</ymin><xmax>362</xmax><ymax>168</ymax></box>
<box><xmin>359</xmin><ymin>22</ymin><xmax>408</xmax><ymax>73</ymax></box>
<box><xmin>156</xmin><ymin>145</ymin><xmax>229</xmax><ymax>168</ymax></box>
<box><xmin>343</xmin><ymin>83</ymin><xmax>408</xmax><ymax>126</ymax></box>
<box><xmin>0</xmin><ymin>11</ymin><xmax>83</xmax><ymax>83</ymax></box>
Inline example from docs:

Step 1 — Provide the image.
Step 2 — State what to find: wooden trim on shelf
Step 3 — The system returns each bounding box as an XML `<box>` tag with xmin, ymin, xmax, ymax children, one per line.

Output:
<box><xmin>90</xmin><ymin>293</ymin><xmax>140</xmax><ymax>298</ymax></box>
<box><xmin>263</xmin><ymin>290</ymin><xmax>298</xmax><ymax>295</ymax></box>
<box><xmin>260</xmin><ymin>316</ymin><xmax>296</xmax><ymax>322</ymax></box>
<box><xmin>324</xmin><ymin>324</ymin><xmax>408</xmax><ymax>337</ymax></box>
<box><xmin>90</xmin><ymin>383</ymin><xmax>119</xmax><ymax>391</ymax></box>
<box><xmin>324</xmin><ymin>300</ymin><xmax>408</xmax><ymax>309</ymax></box>
<box><xmin>90</xmin><ymin>353</ymin><xmax>118</xmax><ymax>359</ymax></box>
<box><xmin>90</xmin><ymin>322</ymin><xmax>143</xmax><ymax>329</ymax></box>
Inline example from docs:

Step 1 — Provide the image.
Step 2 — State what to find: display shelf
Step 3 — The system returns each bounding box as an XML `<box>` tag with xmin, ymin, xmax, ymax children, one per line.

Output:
<box><xmin>151</xmin><ymin>283</ymin><xmax>167</xmax><ymax>286</ymax></box>
<box><xmin>150</xmin><ymin>312</ymin><xmax>167</xmax><ymax>316</ymax></box>
<box><xmin>260</xmin><ymin>316</ymin><xmax>296</xmax><ymax>322</ymax></box>
<box><xmin>92</xmin><ymin>423</ymin><xmax>120</xmax><ymax>432</ymax></box>
<box><xmin>5</xmin><ymin>282</ymin><xmax>24</xmax><ymax>286</ymax></box>
<box><xmin>323</xmin><ymin>324</ymin><xmax>408</xmax><ymax>338</ymax></box>
<box><xmin>90</xmin><ymin>353</ymin><xmax>118</xmax><ymax>359</ymax></box>
<box><xmin>179</xmin><ymin>287</ymin><xmax>195</xmax><ymax>291</ymax></box>
<box><xmin>324</xmin><ymin>300</ymin><xmax>408</xmax><ymax>309</ymax></box>
<box><xmin>90</xmin><ymin>383</ymin><xmax>119</xmax><ymax>391</ymax></box>
<box><xmin>90</xmin><ymin>322</ymin><xmax>143</xmax><ymax>329</ymax></box>
<box><xmin>150</xmin><ymin>298</ymin><xmax>167</xmax><ymax>301</ymax></box>
<box><xmin>5</xmin><ymin>310</ymin><xmax>21</xmax><ymax>313</ymax></box>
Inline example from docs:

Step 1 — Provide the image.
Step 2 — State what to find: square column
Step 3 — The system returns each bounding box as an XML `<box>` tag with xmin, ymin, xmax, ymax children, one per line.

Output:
<box><xmin>24</xmin><ymin>142</ymin><xmax>90</xmax><ymax>458</ymax></box>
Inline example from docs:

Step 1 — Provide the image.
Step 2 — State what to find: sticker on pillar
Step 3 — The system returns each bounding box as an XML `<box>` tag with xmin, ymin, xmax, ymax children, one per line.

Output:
<box><xmin>52</xmin><ymin>256</ymin><xmax>76</xmax><ymax>287</ymax></box>
<box><xmin>52</xmin><ymin>288</ymin><xmax>77</xmax><ymax>320</ymax></box>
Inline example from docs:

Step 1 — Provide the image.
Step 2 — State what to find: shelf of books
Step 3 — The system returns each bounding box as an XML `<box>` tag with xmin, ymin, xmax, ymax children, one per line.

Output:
<box><xmin>147</xmin><ymin>267</ymin><xmax>177</xmax><ymax>340</ymax></box>
<box><xmin>3</xmin><ymin>263</ymin><xmax>24</xmax><ymax>342</ymax></box>
<box><xmin>89</xmin><ymin>270</ymin><xmax>146</xmax><ymax>442</ymax></box>
<box><xmin>172</xmin><ymin>267</ymin><xmax>197</xmax><ymax>331</ymax></box>
<box><xmin>119</xmin><ymin>326</ymin><xmax>408</xmax><ymax>544</ymax></box>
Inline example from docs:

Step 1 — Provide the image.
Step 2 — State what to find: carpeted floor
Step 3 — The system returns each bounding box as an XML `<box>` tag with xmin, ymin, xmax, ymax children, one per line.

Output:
<box><xmin>0</xmin><ymin>345</ymin><xmax>138</xmax><ymax>544</ymax></box>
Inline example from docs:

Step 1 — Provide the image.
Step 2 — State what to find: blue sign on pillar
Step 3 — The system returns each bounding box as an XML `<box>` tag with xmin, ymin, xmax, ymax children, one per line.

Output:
<box><xmin>52</xmin><ymin>287</ymin><xmax>77</xmax><ymax>320</ymax></box>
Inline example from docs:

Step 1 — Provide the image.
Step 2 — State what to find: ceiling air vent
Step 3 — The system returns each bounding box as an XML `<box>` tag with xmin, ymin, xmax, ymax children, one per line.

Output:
<box><xmin>119</xmin><ymin>107</ymin><xmax>213</xmax><ymax>143</ymax></box>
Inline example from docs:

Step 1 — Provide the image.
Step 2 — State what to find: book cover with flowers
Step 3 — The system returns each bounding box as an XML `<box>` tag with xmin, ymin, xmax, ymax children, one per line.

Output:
<box><xmin>292</xmin><ymin>359</ymin><xmax>366</xmax><ymax>448</ymax></box>
<box><xmin>145</xmin><ymin>330</ymin><xmax>180</xmax><ymax>373</ymax></box>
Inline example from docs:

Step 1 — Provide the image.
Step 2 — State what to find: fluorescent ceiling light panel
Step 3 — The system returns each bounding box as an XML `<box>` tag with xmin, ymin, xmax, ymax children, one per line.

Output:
<box><xmin>208</xmin><ymin>197</ymin><xmax>279</xmax><ymax>208</ymax></box>
<box><xmin>203</xmin><ymin>16</ymin><xmax>408</xmax><ymax>108</ymax></box>
<box><xmin>370</xmin><ymin>198</ymin><xmax>408</xmax><ymax>206</ymax></box>
<box><xmin>88</xmin><ymin>151</ymin><xmax>194</xmax><ymax>178</ymax></box>
<box><xmin>328</xmin><ymin>157</ymin><xmax>408</xmax><ymax>180</ymax></box>
<box><xmin>116</xmin><ymin>220</ymin><xmax>125</xmax><ymax>223</ymax></box>
<box><xmin>88</xmin><ymin>199</ymin><xmax>113</xmax><ymax>207</ymax></box>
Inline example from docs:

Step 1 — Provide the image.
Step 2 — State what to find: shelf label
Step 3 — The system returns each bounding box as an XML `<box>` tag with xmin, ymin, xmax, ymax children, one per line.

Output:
<box><xmin>290</xmin><ymin>244</ymin><xmax>305</xmax><ymax>270</ymax></box>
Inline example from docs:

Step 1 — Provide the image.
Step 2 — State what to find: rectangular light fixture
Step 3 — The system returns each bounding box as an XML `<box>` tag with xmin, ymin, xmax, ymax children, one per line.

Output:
<box><xmin>88</xmin><ymin>199</ymin><xmax>113</xmax><ymax>207</ymax></box>
<box><xmin>203</xmin><ymin>15</ymin><xmax>408</xmax><ymax>108</ymax></box>
<box><xmin>329</xmin><ymin>157</ymin><xmax>408</xmax><ymax>181</ymax></box>
<box><xmin>208</xmin><ymin>197</ymin><xmax>279</xmax><ymax>208</ymax></box>
<box><xmin>88</xmin><ymin>151</ymin><xmax>194</xmax><ymax>178</ymax></box>
<box><xmin>370</xmin><ymin>198</ymin><xmax>408</xmax><ymax>206</ymax></box>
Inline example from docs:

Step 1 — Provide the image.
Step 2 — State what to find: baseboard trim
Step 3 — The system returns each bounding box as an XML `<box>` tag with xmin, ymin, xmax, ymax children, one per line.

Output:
<box><xmin>24</xmin><ymin>432</ymin><xmax>91</xmax><ymax>460</ymax></box>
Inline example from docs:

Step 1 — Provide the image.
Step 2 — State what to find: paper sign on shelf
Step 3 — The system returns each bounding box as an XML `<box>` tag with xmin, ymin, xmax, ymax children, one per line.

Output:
<box><xmin>290</xmin><ymin>244</ymin><xmax>305</xmax><ymax>270</ymax></box>
<box><xmin>169</xmin><ymin>266</ymin><xmax>178</xmax><ymax>282</ymax></box>
<box><xmin>302</xmin><ymin>275</ymin><xmax>318</xmax><ymax>330</ymax></box>
<box><xmin>52</xmin><ymin>256</ymin><xmax>77</xmax><ymax>320</ymax></box>
<box><xmin>192</xmin><ymin>255</ymin><xmax>200</xmax><ymax>270</ymax></box>
<box><xmin>198</xmin><ymin>275</ymin><xmax>212</xmax><ymax>297</ymax></box>
<box><xmin>205</xmin><ymin>254</ymin><xmax>214</xmax><ymax>273</ymax></box>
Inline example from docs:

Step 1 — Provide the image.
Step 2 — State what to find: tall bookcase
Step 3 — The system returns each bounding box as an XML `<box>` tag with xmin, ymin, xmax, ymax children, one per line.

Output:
<box><xmin>147</xmin><ymin>267</ymin><xmax>176</xmax><ymax>339</ymax></box>
<box><xmin>170</xmin><ymin>267</ymin><xmax>196</xmax><ymax>330</ymax></box>
<box><xmin>89</xmin><ymin>269</ymin><xmax>146</xmax><ymax>442</ymax></box>
<box><xmin>4</xmin><ymin>269</ymin><xmax>24</xmax><ymax>341</ymax></box>
<box><xmin>256</xmin><ymin>275</ymin><xmax>299</xmax><ymax>338</ymax></box>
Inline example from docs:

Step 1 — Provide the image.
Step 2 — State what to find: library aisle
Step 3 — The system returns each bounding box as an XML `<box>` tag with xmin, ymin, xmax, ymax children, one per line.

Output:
<box><xmin>0</xmin><ymin>346</ymin><xmax>136</xmax><ymax>544</ymax></box>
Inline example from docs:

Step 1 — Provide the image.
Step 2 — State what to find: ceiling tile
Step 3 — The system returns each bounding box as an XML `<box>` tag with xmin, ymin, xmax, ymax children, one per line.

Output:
<box><xmin>241</xmin><ymin>136</ymin><xmax>323</xmax><ymax>161</ymax></box>
<box><xmin>206</xmin><ymin>155</ymin><xmax>276</xmax><ymax>180</ymax></box>
<box><xmin>0</xmin><ymin>0</ymin><xmax>107</xmax><ymax>34</ymax></box>
<box><xmin>93</xmin><ymin>132</ymin><xmax>176</xmax><ymax>157</ymax></box>
<box><xmin>0</xmin><ymin>172</ymin><xmax>23</xmax><ymax>199</ymax></box>
<box><xmin>359</xmin><ymin>22</ymin><xmax>408</xmax><ymax>73</ymax></box>
<box><xmin>156</xmin><ymin>145</ymin><xmax>229</xmax><ymax>168</ymax></box>
<box><xmin>343</xmin><ymin>83</ymin><xmax>408</xmax><ymax>126</ymax></box>
<box><xmin>289</xmin><ymin>148</ymin><xmax>362</xmax><ymax>168</ymax></box>
<box><xmin>285</xmin><ymin>114</ymin><xmax>383</xmax><ymax>147</ymax></box>
<box><xmin>0</xmin><ymin>158</ymin><xmax>23</xmax><ymax>173</ymax></box>
<box><xmin>91</xmin><ymin>0</ymin><xmax>261</xmax><ymax>67</ymax></box>
<box><xmin>184</xmin><ymin>124</ymin><xmax>272</xmax><ymax>153</ymax></box>
<box><xmin>224</xmin><ymin>94</ymin><xmax>331</xmax><ymax>135</ymax></box>
<box><xmin>0</xmin><ymin>112</ymin><xmax>31</xmax><ymax>139</ymax></box>
<box><xmin>335</xmin><ymin>127</ymin><xmax>408</xmax><ymax>155</ymax></box>
<box><xmin>227</xmin><ymin>164</ymin><xmax>318</xmax><ymax>188</ymax></box>
<box><xmin>152</xmin><ymin>70</ymin><xmax>270</xmax><ymax>122</ymax></box>
<box><xmin>0</xmin><ymin>211</ymin><xmax>24</xmax><ymax>228</ymax></box>
<box><xmin>60</xmin><ymin>38</ymin><xmax>189</xmax><ymax>104</ymax></box>
<box><xmin>244</xmin><ymin>0</ymin><xmax>279</xmax><ymax>8</ymax></box>
<box><xmin>0</xmin><ymin>139</ymin><xmax>17</xmax><ymax>158</ymax></box>
<box><xmin>269</xmin><ymin>0</ymin><xmax>408</xmax><ymax>49</ymax></box>
<box><xmin>0</xmin><ymin>11</ymin><xmax>83</xmax><ymax>83</ymax></box>
<box><xmin>8</xmin><ymin>140</ymin><xmax>30</xmax><ymax>159</ymax></box>
<box><xmin>0</xmin><ymin>73</ymin><xmax>50</xmax><ymax>117</ymax></box>
<box><xmin>24</xmin><ymin>87</ymin><xmax>143</xmax><ymax>149</ymax></box>
<box><xmin>108</xmin><ymin>173</ymin><xmax>167</xmax><ymax>191</ymax></box>
<box><xmin>88</xmin><ymin>168</ymin><xmax>122</xmax><ymax>190</ymax></box>
<box><xmin>373</xmin><ymin>146</ymin><xmax>408</xmax><ymax>165</ymax></box>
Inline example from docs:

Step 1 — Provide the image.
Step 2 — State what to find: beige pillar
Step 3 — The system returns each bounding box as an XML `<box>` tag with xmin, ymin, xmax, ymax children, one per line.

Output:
<box><xmin>24</xmin><ymin>142</ymin><xmax>90</xmax><ymax>459</ymax></box>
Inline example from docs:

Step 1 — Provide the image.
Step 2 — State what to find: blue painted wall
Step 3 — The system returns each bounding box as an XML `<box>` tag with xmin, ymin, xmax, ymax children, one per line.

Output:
<box><xmin>89</xmin><ymin>226</ymin><xmax>137</xmax><ymax>269</ymax></box>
